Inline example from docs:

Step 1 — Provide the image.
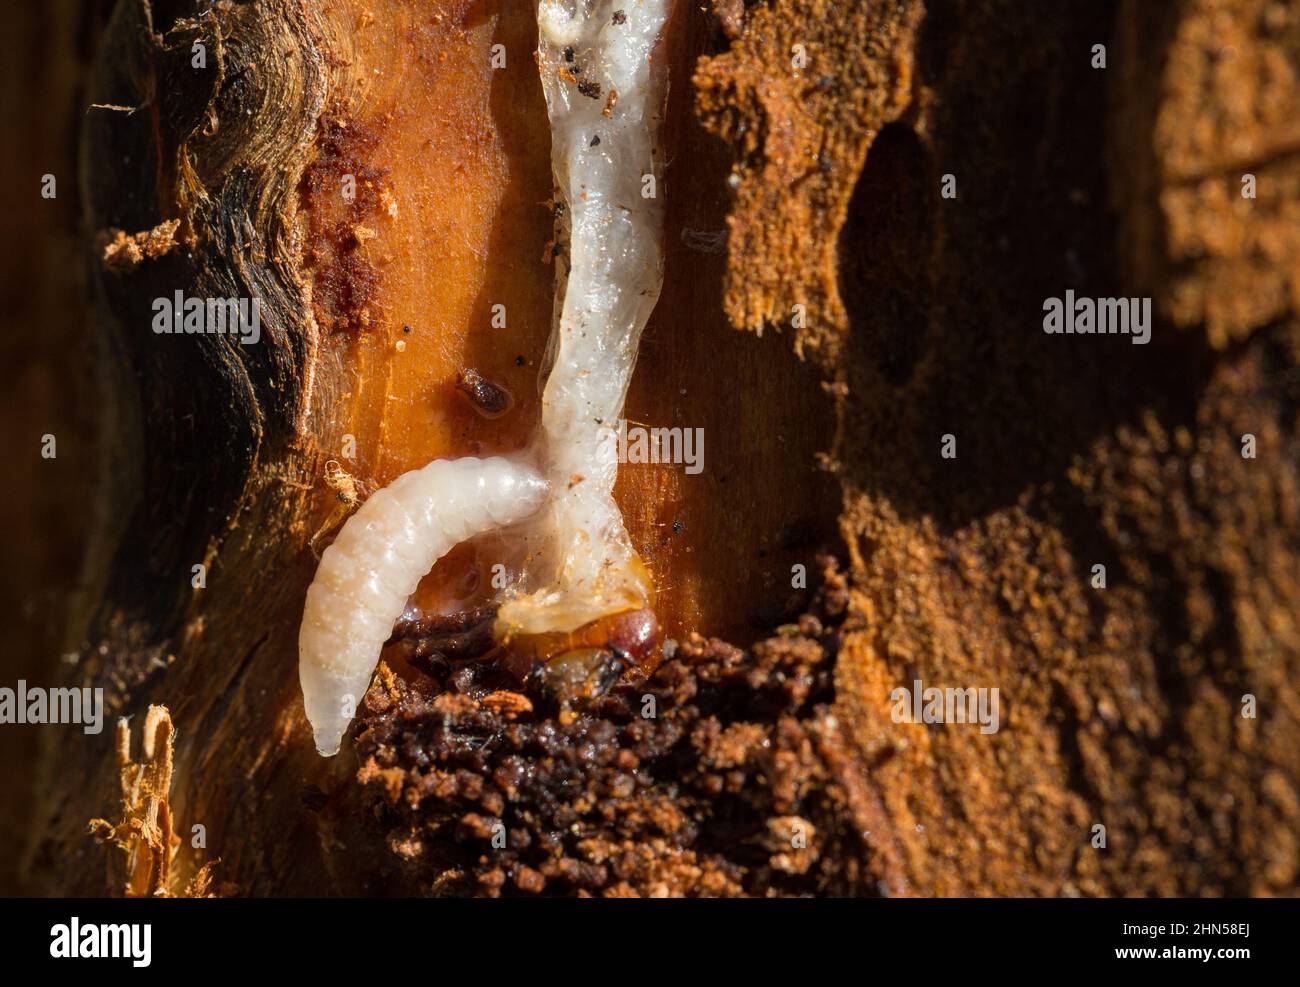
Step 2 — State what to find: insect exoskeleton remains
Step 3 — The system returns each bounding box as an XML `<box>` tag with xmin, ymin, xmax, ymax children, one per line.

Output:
<box><xmin>298</xmin><ymin>456</ymin><xmax>546</xmax><ymax>756</ymax></box>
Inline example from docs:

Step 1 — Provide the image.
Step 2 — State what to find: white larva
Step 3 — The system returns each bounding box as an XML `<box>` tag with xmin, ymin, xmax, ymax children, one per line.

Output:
<box><xmin>298</xmin><ymin>457</ymin><xmax>546</xmax><ymax>756</ymax></box>
<box><xmin>299</xmin><ymin>0</ymin><xmax>672</xmax><ymax>755</ymax></box>
<box><xmin>497</xmin><ymin>0</ymin><xmax>671</xmax><ymax>636</ymax></box>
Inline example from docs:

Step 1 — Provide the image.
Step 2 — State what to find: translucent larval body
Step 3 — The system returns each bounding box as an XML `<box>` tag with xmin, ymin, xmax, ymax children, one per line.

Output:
<box><xmin>498</xmin><ymin>0</ymin><xmax>670</xmax><ymax>636</ymax></box>
<box><xmin>299</xmin><ymin>0</ymin><xmax>671</xmax><ymax>755</ymax></box>
<box><xmin>298</xmin><ymin>457</ymin><xmax>546</xmax><ymax>755</ymax></box>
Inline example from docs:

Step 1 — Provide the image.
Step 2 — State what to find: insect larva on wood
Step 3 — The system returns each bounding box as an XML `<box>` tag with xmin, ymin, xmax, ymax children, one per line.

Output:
<box><xmin>298</xmin><ymin>456</ymin><xmax>546</xmax><ymax>755</ymax></box>
<box><xmin>298</xmin><ymin>0</ymin><xmax>672</xmax><ymax>756</ymax></box>
<box><xmin>496</xmin><ymin>0</ymin><xmax>671</xmax><ymax>637</ymax></box>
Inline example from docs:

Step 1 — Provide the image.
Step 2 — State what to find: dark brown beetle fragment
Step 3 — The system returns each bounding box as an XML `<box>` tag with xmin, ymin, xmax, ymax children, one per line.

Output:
<box><xmin>455</xmin><ymin>367</ymin><xmax>513</xmax><ymax>418</ymax></box>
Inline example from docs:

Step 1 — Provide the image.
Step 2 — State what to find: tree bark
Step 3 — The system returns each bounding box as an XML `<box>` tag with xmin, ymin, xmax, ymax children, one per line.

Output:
<box><xmin>10</xmin><ymin>0</ymin><xmax>1300</xmax><ymax>896</ymax></box>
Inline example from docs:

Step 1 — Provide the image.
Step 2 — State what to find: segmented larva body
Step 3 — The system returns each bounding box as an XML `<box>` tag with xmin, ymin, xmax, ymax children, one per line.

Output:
<box><xmin>497</xmin><ymin>0</ymin><xmax>671</xmax><ymax>636</ymax></box>
<box><xmin>298</xmin><ymin>0</ymin><xmax>671</xmax><ymax>756</ymax></box>
<box><xmin>298</xmin><ymin>457</ymin><xmax>546</xmax><ymax>755</ymax></box>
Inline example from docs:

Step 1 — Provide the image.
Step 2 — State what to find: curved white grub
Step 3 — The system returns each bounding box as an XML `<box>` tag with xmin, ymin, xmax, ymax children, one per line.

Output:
<box><xmin>298</xmin><ymin>457</ymin><xmax>547</xmax><ymax>755</ymax></box>
<box><xmin>298</xmin><ymin>0</ymin><xmax>672</xmax><ymax>756</ymax></box>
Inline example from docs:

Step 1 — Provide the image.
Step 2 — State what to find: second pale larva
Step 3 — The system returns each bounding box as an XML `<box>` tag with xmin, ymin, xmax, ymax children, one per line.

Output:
<box><xmin>298</xmin><ymin>456</ymin><xmax>547</xmax><ymax>756</ymax></box>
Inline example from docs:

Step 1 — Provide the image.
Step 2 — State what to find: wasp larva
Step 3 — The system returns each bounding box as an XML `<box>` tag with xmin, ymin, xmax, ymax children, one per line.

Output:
<box><xmin>299</xmin><ymin>457</ymin><xmax>546</xmax><ymax>756</ymax></box>
<box><xmin>299</xmin><ymin>0</ymin><xmax>671</xmax><ymax>755</ymax></box>
<box><xmin>497</xmin><ymin>0</ymin><xmax>671</xmax><ymax>636</ymax></box>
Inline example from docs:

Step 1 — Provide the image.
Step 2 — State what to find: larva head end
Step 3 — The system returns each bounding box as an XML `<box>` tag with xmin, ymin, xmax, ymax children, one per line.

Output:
<box><xmin>313</xmin><ymin>732</ymin><xmax>342</xmax><ymax>758</ymax></box>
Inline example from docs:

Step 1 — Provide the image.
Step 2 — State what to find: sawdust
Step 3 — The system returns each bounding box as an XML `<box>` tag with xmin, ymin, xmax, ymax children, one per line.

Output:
<box><xmin>99</xmin><ymin>219</ymin><xmax>181</xmax><ymax>274</ymax></box>
<box><xmin>353</xmin><ymin>558</ymin><xmax>880</xmax><ymax>896</ymax></box>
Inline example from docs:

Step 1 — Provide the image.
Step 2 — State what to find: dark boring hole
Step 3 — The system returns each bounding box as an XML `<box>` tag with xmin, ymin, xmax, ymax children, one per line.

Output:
<box><xmin>838</xmin><ymin>121</ymin><xmax>935</xmax><ymax>386</ymax></box>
